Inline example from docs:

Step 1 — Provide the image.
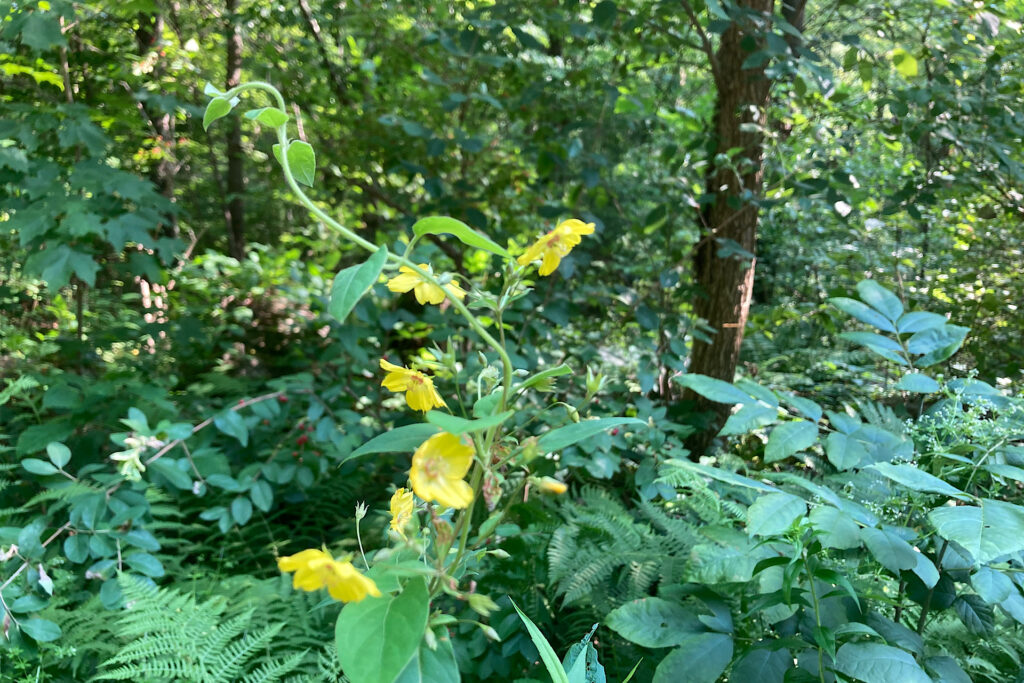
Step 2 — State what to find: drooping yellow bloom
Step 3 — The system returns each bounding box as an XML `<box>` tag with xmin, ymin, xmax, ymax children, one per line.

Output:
<box><xmin>389</xmin><ymin>488</ymin><xmax>415</xmax><ymax>538</ymax></box>
<box><xmin>380</xmin><ymin>359</ymin><xmax>447</xmax><ymax>412</ymax></box>
<box><xmin>410</xmin><ymin>432</ymin><xmax>474</xmax><ymax>509</ymax></box>
<box><xmin>277</xmin><ymin>548</ymin><xmax>381</xmax><ymax>603</ymax></box>
<box><xmin>517</xmin><ymin>219</ymin><xmax>595</xmax><ymax>276</ymax></box>
<box><xmin>387</xmin><ymin>263</ymin><xmax>467</xmax><ymax>305</ymax></box>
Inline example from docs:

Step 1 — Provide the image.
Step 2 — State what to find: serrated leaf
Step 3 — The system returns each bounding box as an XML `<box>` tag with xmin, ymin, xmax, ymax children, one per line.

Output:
<box><xmin>411</xmin><ymin>216</ymin><xmax>511</xmax><ymax>259</ymax></box>
<box><xmin>203</xmin><ymin>97</ymin><xmax>232</xmax><ymax>131</ymax></box>
<box><xmin>329</xmin><ymin>247</ymin><xmax>388</xmax><ymax>323</ymax></box>
<box><xmin>953</xmin><ymin>594</ymin><xmax>995</xmax><ymax>635</ymax></box>
<box><xmin>764</xmin><ymin>420</ymin><xmax>817</xmax><ymax>462</ymax></box>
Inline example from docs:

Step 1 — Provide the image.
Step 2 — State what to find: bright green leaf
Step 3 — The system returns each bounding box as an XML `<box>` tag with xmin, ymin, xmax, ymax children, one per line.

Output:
<box><xmin>203</xmin><ymin>97</ymin><xmax>232</xmax><ymax>131</ymax></box>
<box><xmin>411</xmin><ymin>216</ymin><xmax>511</xmax><ymax>259</ymax></box>
<box><xmin>329</xmin><ymin>247</ymin><xmax>388</xmax><ymax>323</ymax></box>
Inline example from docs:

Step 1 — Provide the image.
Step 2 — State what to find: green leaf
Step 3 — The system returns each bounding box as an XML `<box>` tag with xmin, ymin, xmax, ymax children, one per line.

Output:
<box><xmin>829</xmin><ymin>297</ymin><xmax>896</xmax><ymax>332</ymax></box>
<box><xmin>349</xmin><ymin>424</ymin><xmax>440</xmax><ymax>460</ymax></box>
<box><xmin>835</xmin><ymin>643</ymin><xmax>930</xmax><ymax>683</ymax></box>
<box><xmin>896</xmin><ymin>311</ymin><xmax>946</xmax><ymax>334</ymax></box>
<box><xmin>511</xmin><ymin>599</ymin><xmax>570</xmax><ymax>683</ymax></box>
<box><xmin>250</xmin><ymin>480</ymin><xmax>273</xmax><ymax>512</ymax></box>
<box><xmin>336</xmin><ymin>578</ymin><xmax>430</xmax><ymax>683</ymax></box>
<box><xmin>929</xmin><ymin>499</ymin><xmax>1024</xmax><ymax>564</ymax></box>
<box><xmin>839</xmin><ymin>331</ymin><xmax>902</xmax><ymax>351</ymax></box>
<box><xmin>203</xmin><ymin>97</ymin><xmax>233</xmax><ymax>131</ymax></box>
<box><xmin>520</xmin><ymin>364</ymin><xmax>573</xmax><ymax>391</ymax></box>
<box><xmin>972</xmin><ymin>566</ymin><xmax>1013</xmax><ymax>604</ymax></box>
<box><xmin>24</xmin><ymin>243</ymin><xmax>99</xmax><ymax>289</ymax></box>
<box><xmin>747</xmin><ymin>493</ymin><xmax>806</xmax><ymax>537</ymax></box>
<box><xmin>46</xmin><ymin>442</ymin><xmax>70</xmax><ymax>468</ymax></box>
<box><xmin>537</xmin><ymin>417</ymin><xmax>645</xmax><ymax>452</ymax></box>
<box><xmin>857</xmin><ymin>280</ymin><xmax>904</xmax><ymax>321</ymax></box>
<box><xmin>860</xmin><ymin>528</ymin><xmax>918</xmax><ymax>574</ymax></box>
<box><xmin>892</xmin><ymin>48</ymin><xmax>919</xmax><ymax>77</ymax></box>
<box><xmin>411</xmin><ymin>216</ymin><xmax>511</xmax><ymax>259</ymax></box>
<box><xmin>213</xmin><ymin>410</ymin><xmax>248</xmax><ymax>446</ymax></box>
<box><xmin>651</xmin><ymin>633</ymin><xmax>733</xmax><ymax>683</ymax></box>
<box><xmin>149</xmin><ymin>458</ymin><xmax>193</xmax><ymax>490</ymax></box>
<box><xmin>124</xmin><ymin>552</ymin><xmax>165</xmax><ymax>578</ymax></box>
<box><xmin>825</xmin><ymin>432</ymin><xmax>867</xmax><ymax>470</ymax></box>
<box><xmin>923</xmin><ymin>656</ymin><xmax>972</xmax><ymax>683</ymax></box>
<box><xmin>719</xmin><ymin>403</ymin><xmax>777</xmax><ymax>436</ymax></box>
<box><xmin>669</xmin><ymin>461</ymin><xmax>780</xmax><ymax>493</ymax></box>
<box><xmin>330</xmin><ymin>247</ymin><xmax>388</xmax><ymax>322</ymax></box>
<box><xmin>808</xmin><ymin>506</ymin><xmax>861</xmax><ymax>549</ymax></box>
<box><xmin>907</xmin><ymin>325</ymin><xmax>969</xmax><ymax>366</ymax></box>
<box><xmin>426</xmin><ymin>409</ymin><xmax>513</xmax><ymax>436</ymax></box>
<box><xmin>10</xmin><ymin>594</ymin><xmax>48</xmax><ymax>613</ymax></box>
<box><xmin>867</xmin><ymin>463</ymin><xmax>969</xmax><ymax>500</ymax></box>
<box><xmin>22</xmin><ymin>458</ymin><xmax>58</xmax><ymax>475</ymax></box>
<box><xmin>20</xmin><ymin>618</ymin><xmax>62</xmax><ymax>642</ymax></box>
<box><xmin>123</xmin><ymin>529</ymin><xmax>161</xmax><ymax>552</ymax></box>
<box><xmin>231</xmin><ymin>496</ymin><xmax>253</xmax><ymax>525</ymax></box>
<box><xmin>203</xmin><ymin>82</ymin><xmax>223</xmax><ymax>97</ymax></box>
<box><xmin>953</xmin><ymin>594</ymin><xmax>995</xmax><ymax>635</ymax></box>
<box><xmin>674</xmin><ymin>374</ymin><xmax>754</xmax><ymax>405</ymax></box>
<box><xmin>63</xmin><ymin>534</ymin><xmax>90</xmax><ymax>563</ymax></box>
<box><xmin>780</xmin><ymin>393</ymin><xmax>822</xmax><ymax>423</ymax></box>
<box><xmin>394</xmin><ymin>629</ymin><xmax>460</xmax><ymax>683</ymax></box>
<box><xmin>764</xmin><ymin>420</ymin><xmax>817</xmax><ymax>462</ymax></box>
<box><xmin>605</xmin><ymin>597</ymin><xmax>703</xmax><ymax>648</ymax></box>
<box><xmin>895</xmin><ymin>373</ymin><xmax>940</xmax><ymax>393</ymax></box>
<box><xmin>243</xmin><ymin>106</ymin><xmax>289</xmax><ymax>127</ymax></box>
<box><xmin>729</xmin><ymin>647</ymin><xmax>791</xmax><ymax>683</ymax></box>
<box><xmin>273</xmin><ymin>140</ymin><xmax>317</xmax><ymax>186</ymax></box>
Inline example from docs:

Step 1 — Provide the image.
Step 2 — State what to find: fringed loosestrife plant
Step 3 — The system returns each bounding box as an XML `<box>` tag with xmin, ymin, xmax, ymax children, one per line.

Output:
<box><xmin>203</xmin><ymin>82</ymin><xmax>636</xmax><ymax>682</ymax></box>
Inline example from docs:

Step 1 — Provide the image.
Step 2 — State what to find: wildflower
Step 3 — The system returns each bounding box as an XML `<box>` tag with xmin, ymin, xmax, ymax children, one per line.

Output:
<box><xmin>110</xmin><ymin>440</ymin><xmax>146</xmax><ymax>482</ymax></box>
<box><xmin>387</xmin><ymin>263</ymin><xmax>467</xmax><ymax>305</ymax></box>
<box><xmin>380</xmin><ymin>359</ymin><xmax>447</xmax><ymax>412</ymax></box>
<box><xmin>389</xmin><ymin>488</ymin><xmax>415</xmax><ymax>538</ymax></box>
<box><xmin>277</xmin><ymin>548</ymin><xmax>381</xmax><ymax>603</ymax></box>
<box><xmin>410</xmin><ymin>432</ymin><xmax>474</xmax><ymax>509</ymax></box>
<box><xmin>517</xmin><ymin>219</ymin><xmax>595</xmax><ymax>276</ymax></box>
<box><xmin>535</xmin><ymin>477</ymin><xmax>568</xmax><ymax>495</ymax></box>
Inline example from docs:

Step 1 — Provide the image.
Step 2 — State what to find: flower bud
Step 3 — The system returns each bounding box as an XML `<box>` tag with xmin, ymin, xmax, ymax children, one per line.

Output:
<box><xmin>487</xmin><ymin>549</ymin><xmax>511</xmax><ymax>560</ymax></box>
<box><xmin>424</xmin><ymin>628</ymin><xmax>439</xmax><ymax>651</ymax></box>
<box><xmin>467</xmin><ymin>592</ymin><xmax>499</xmax><ymax>617</ymax></box>
<box><xmin>480</xmin><ymin>624</ymin><xmax>501</xmax><ymax>642</ymax></box>
<box><xmin>535</xmin><ymin>477</ymin><xmax>568</xmax><ymax>495</ymax></box>
<box><xmin>585</xmin><ymin>367</ymin><xmax>607</xmax><ymax>396</ymax></box>
<box><xmin>354</xmin><ymin>501</ymin><xmax>368</xmax><ymax>521</ymax></box>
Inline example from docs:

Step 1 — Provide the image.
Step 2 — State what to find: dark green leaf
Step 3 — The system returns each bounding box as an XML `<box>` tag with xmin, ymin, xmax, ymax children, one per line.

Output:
<box><xmin>605</xmin><ymin>597</ymin><xmax>703</xmax><ymax>648</ymax></box>
<box><xmin>20</xmin><ymin>618</ymin><xmax>61</xmax><ymax>642</ymax></box>
<box><xmin>651</xmin><ymin>633</ymin><xmax>733</xmax><ymax>683</ymax></box>
<box><xmin>349</xmin><ymin>424</ymin><xmax>440</xmax><ymax>460</ymax></box>
<box><xmin>537</xmin><ymin>417</ymin><xmax>645</xmax><ymax>452</ymax></box>
<box><xmin>674</xmin><ymin>374</ymin><xmax>754</xmax><ymax>405</ymax></box>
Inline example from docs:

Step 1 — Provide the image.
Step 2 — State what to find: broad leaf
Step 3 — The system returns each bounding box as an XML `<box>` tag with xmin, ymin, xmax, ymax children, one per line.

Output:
<box><xmin>894</xmin><ymin>373</ymin><xmax>940</xmax><ymax>393</ymax></box>
<box><xmin>747</xmin><ymin>493</ymin><xmax>806</xmax><ymax>537</ymax></box>
<box><xmin>651</xmin><ymin>633</ymin><xmax>732</xmax><ymax>683</ymax></box>
<box><xmin>834</xmin><ymin>643</ymin><xmax>930</xmax><ymax>683</ymax></box>
<box><xmin>830</xmin><ymin>297</ymin><xmax>896</xmax><ymax>332</ymax></box>
<box><xmin>336</xmin><ymin>578</ymin><xmax>430</xmax><ymax>683</ymax></box>
<box><xmin>856</xmin><ymin>280</ymin><xmax>904</xmax><ymax>321</ymax></box>
<box><xmin>808</xmin><ymin>506</ymin><xmax>861</xmax><ymax>550</ymax></box>
<box><xmin>929</xmin><ymin>499</ymin><xmax>1024</xmax><ymax>563</ymax></box>
<box><xmin>764</xmin><ymin>420</ymin><xmax>818</xmax><ymax>462</ymax></box>
<box><xmin>329</xmin><ymin>247</ymin><xmax>388</xmax><ymax>322</ymax></box>
<box><xmin>907</xmin><ymin>325</ymin><xmax>969</xmax><ymax>366</ymax></box>
<box><xmin>412</xmin><ymin>216</ymin><xmax>511</xmax><ymax>258</ymax></box>
<box><xmin>719</xmin><ymin>403</ymin><xmax>777</xmax><ymax>436</ymax></box>
<box><xmin>20</xmin><ymin>618</ymin><xmax>62</xmax><ymax>642</ymax></box>
<box><xmin>867</xmin><ymin>463</ymin><xmax>969</xmax><ymax>500</ymax></box>
<box><xmin>273</xmin><ymin>140</ymin><xmax>316</xmax><ymax>186</ymax></box>
<box><xmin>349</xmin><ymin>424</ymin><xmax>440</xmax><ymax>459</ymax></box>
<box><xmin>897</xmin><ymin>311</ymin><xmax>946</xmax><ymax>334</ymax></box>
<box><xmin>426</xmin><ymin>409</ymin><xmax>513</xmax><ymax>435</ymax></box>
<box><xmin>203</xmin><ymin>97</ymin><xmax>232</xmax><ymax>131</ymax></box>
<box><xmin>729</xmin><ymin>648</ymin><xmax>791</xmax><ymax>683</ymax></box>
<box><xmin>394</xmin><ymin>629</ymin><xmax>460</xmax><ymax>683</ymax></box>
<box><xmin>953</xmin><ymin>594</ymin><xmax>995</xmax><ymax>635</ymax></box>
<box><xmin>45</xmin><ymin>442</ymin><xmax>70</xmax><ymax>468</ymax></box>
<box><xmin>243</xmin><ymin>106</ymin><xmax>289</xmax><ymax>127</ymax></box>
<box><xmin>537</xmin><ymin>417</ymin><xmax>645</xmax><ymax>452</ymax></box>
<box><xmin>860</xmin><ymin>528</ymin><xmax>918</xmax><ymax>574</ymax></box>
<box><xmin>972</xmin><ymin>566</ymin><xmax>1013</xmax><ymax>604</ymax></box>
<box><xmin>825</xmin><ymin>432</ymin><xmax>867</xmax><ymax>470</ymax></box>
<box><xmin>605</xmin><ymin>597</ymin><xmax>703</xmax><ymax>648</ymax></box>
<box><xmin>674</xmin><ymin>374</ymin><xmax>754</xmax><ymax>405</ymax></box>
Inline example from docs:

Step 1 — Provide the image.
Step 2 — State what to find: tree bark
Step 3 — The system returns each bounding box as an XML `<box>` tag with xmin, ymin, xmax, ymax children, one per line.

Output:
<box><xmin>224</xmin><ymin>0</ymin><xmax>246</xmax><ymax>259</ymax></box>
<box><xmin>684</xmin><ymin>0</ymin><xmax>776</xmax><ymax>453</ymax></box>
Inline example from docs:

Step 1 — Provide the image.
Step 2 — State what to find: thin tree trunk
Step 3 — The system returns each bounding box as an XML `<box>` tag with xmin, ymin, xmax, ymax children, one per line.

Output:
<box><xmin>225</xmin><ymin>0</ymin><xmax>246</xmax><ymax>259</ymax></box>
<box><xmin>684</xmin><ymin>0</ymin><xmax>777</xmax><ymax>454</ymax></box>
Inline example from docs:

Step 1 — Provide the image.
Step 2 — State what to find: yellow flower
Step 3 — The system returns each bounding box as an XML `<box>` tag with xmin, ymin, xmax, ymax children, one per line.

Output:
<box><xmin>410</xmin><ymin>432</ymin><xmax>474</xmax><ymax>509</ymax></box>
<box><xmin>277</xmin><ymin>548</ymin><xmax>381</xmax><ymax>603</ymax></box>
<box><xmin>389</xmin><ymin>488</ymin><xmax>415</xmax><ymax>537</ymax></box>
<box><xmin>535</xmin><ymin>477</ymin><xmax>568</xmax><ymax>495</ymax></box>
<box><xmin>380</xmin><ymin>359</ymin><xmax>447</xmax><ymax>412</ymax></box>
<box><xmin>387</xmin><ymin>263</ymin><xmax>467</xmax><ymax>305</ymax></box>
<box><xmin>517</xmin><ymin>219</ymin><xmax>595</xmax><ymax>276</ymax></box>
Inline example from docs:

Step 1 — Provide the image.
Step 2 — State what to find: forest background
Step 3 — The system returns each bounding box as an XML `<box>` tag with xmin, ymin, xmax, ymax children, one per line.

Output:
<box><xmin>3</xmin><ymin>0</ymin><xmax>1024</xmax><ymax>681</ymax></box>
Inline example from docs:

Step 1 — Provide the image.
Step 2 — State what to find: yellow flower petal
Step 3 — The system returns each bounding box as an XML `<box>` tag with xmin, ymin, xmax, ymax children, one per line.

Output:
<box><xmin>277</xmin><ymin>549</ymin><xmax>381</xmax><ymax>603</ymax></box>
<box><xmin>389</xmin><ymin>488</ymin><xmax>415</xmax><ymax>537</ymax></box>
<box><xmin>386</xmin><ymin>263</ymin><xmax>466</xmax><ymax>306</ymax></box>
<box><xmin>518</xmin><ymin>219</ymin><xmax>595</xmax><ymax>277</ymax></box>
<box><xmin>410</xmin><ymin>432</ymin><xmax>475</xmax><ymax>509</ymax></box>
<box><xmin>379</xmin><ymin>359</ymin><xmax>446</xmax><ymax>411</ymax></box>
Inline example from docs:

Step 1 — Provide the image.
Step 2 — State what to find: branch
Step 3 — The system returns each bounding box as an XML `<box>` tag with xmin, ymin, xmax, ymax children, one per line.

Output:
<box><xmin>681</xmin><ymin>0</ymin><xmax>722</xmax><ymax>84</ymax></box>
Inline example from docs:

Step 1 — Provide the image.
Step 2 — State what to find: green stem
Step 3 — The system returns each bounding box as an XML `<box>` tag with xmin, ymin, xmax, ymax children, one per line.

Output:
<box><xmin>804</xmin><ymin>551</ymin><xmax>827</xmax><ymax>683</ymax></box>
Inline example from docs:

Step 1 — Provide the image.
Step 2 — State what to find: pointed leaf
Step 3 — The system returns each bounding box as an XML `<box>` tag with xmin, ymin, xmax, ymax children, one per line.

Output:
<box><xmin>537</xmin><ymin>417</ymin><xmax>645</xmax><ymax>453</ymax></box>
<box><xmin>747</xmin><ymin>493</ymin><xmax>806</xmax><ymax>537</ymax></box>
<box><xmin>426</xmin><ymin>410</ymin><xmax>514</xmax><ymax>436</ymax></box>
<box><xmin>835</xmin><ymin>643</ymin><xmax>930</xmax><ymax>683</ymax></box>
<box><xmin>349</xmin><ymin>424</ymin><xmax>440</xmax><ymax>460</ymax></box>
<box><xmin>329</xmin><ymin>247</ymin><xmax>388</xmax><ymax>322</ymax></box>
<box><xmin>675</xmin><ymin>374</ymin><xmax>754</xmax><ymax>405</ymax></box>
<box><xmin>412</xmin><ymin>216</ymin><xmax>511</xmax><ymax>258</ymax></box>
<box><xmin>605</xmin><ymin>597</ymin><xmax>703</xmax><ymax>648</ymax></box>
<box><xmin>765</xmin><ymin>420</ymin><xmax>818</xmax><ymax>462</ymax></box>
<box><xmin>857</xmin><ymin>280</ymin><xmax>904</xmax><ymax>321</ymax></box>
<box><xmin>203</xmin><ymin>97</ymin><xmax>232</xmax><ymax>131</ymax></box>
<box><xmin>830</xmin><ymin>297</ymin><xmax>896</xmax><ymax>332</ymax></box>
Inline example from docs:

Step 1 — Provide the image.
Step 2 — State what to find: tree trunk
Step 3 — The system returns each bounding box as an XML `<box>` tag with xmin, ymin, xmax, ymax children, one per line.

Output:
<box><xmin>684</xmin><ymin>0</ymin><xmax>776</xmax><ymax>454</ymax></box>
<box><xmin>224</xmin><ymin>0</ymin><xmax>246</xmax><ymax>259</ymax></box>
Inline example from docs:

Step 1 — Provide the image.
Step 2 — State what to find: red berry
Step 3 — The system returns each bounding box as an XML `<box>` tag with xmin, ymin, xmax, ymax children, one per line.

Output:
<box><xmin>277</xmin><ymin>395</ymin><xmax>289</xmax><ymax>403</ymax></box>
<box><xmin>296</xmin><ymin>435</ymin><xmax>309</xmax><ymax>446</ymax></box>
<box><xmin>611</xmin><ymin>429</ymin><xmax>619</xmax><ymax>436</ymax></box>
